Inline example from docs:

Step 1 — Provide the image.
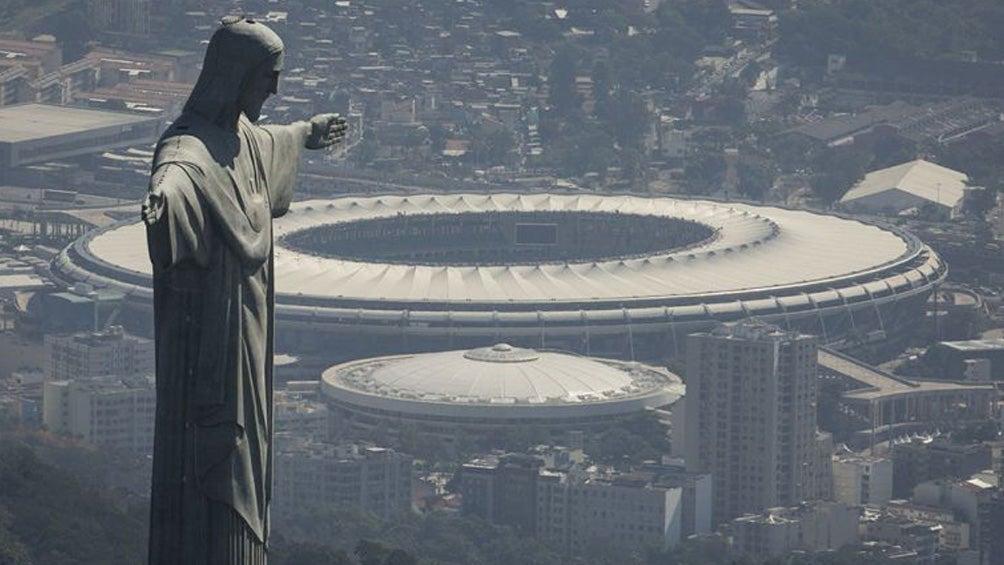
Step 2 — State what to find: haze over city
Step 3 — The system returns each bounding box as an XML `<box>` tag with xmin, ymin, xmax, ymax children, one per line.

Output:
<box><xmin>0</xmin><ymin>1</ymin><xmax>1003</xmax><ymax>564</ymax></box>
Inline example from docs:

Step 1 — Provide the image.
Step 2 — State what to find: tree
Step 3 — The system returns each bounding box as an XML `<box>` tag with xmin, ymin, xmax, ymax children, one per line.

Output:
<box><xmin>620</xmin><ymin>147</ymin><xmax>649</xmax><ymax>185</ymax></box>
<box><xmin>647</xmin><ymin>534</ymin><xmax>731</xmax><ymax>565</ymax></box>
<box><xmin>591</xmin><ymin>60</ymin><xmax>613</xmax><ymax>120</ymax></box>
<box><xmin>471</xmin><ymin>128</ymin><xmax>517</xmax><ymax>168</ymax></box>
<box><xmin>653</xmin><ymin>7</ymin><xmax>707</xmax><ymax>61</ymax></box>
<box><xmin>0</xmin><ymin>440</ymin><xmax>147</xmax><ymax>565</ymax></box>
<box><xmin>672</xmin><ymin>0</ymin><xmax>732</xmax><ymax>43</ymax></box>
<box><xmin>739</xmin><ymin>60</ymin><xmax>763</xmax><ymax>88</ymax></box>
<box><xmin>738</xmin><ymin>155</ymin><xmax>778</xmax><ymax>201</ymax></box>
<box><xmin>353</xmin><ymin>136</ymin><xmax>379</xmax><ymax>167</ymax></box>
<box><xmin>777</xmin><ymin>0</ymin><xmax>1004</xmax><ymax>72</ymax></box>
<box><xmin>546</xmin><ymin>121</ymin><xmax>617</xmax><ymax>177</ymax></box>
<box><xmin>602</xmin><ymin>89</ymin><xmax>652</xmax><ymax>149</ymax></box>
<box><xmin>0</xmin><ymin>513</ymin><xmax>31</xmax><ymax>565</ymax></box>
<box><xmin>810</xmin><ymin>145</ymin><xmax>870</xmax><ymax>204</ymax></box>
<box><xmin>585</xmin><ymin>412</ymin><xmax>671</xmax><ymax>465</ymax></box>
<box><xmin>356</xmin><ymin>539</ymin><xmax>392</xmax><ymax>565</ymax></box>
<box><xmin>768</xmin><ymin>132</ymin><xmax>818</xmax><ymax>174</ymax></box>
<box><xmin>684</xmin><ymin>150</ymin><xmax>726</xmax><ymax>195</ymax></box>
<box><xmin>273</xmin><ymin>541</ymin><xmax>355</xmax><ymax>565</ymax></box>
<box><xmin>548</xmin><ymin>46</ymin><xmax>581</xmax><ymax>116</ymax></box>
<box><xmin>428</xmin><ymin>124</ymin><xmax>449</xmax><ymax>157</ymax></box>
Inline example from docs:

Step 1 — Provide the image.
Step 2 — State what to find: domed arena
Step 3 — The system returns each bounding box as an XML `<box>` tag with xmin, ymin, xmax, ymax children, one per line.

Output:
<box><xmin>52</xmin><ymin>192</ymin><xmax>945</xmax><ymax>360</ymax></box>
<box><xmin>320</xmin><ymin>343</ymin><xmax>684</xmax><ymax>441</ymax></box>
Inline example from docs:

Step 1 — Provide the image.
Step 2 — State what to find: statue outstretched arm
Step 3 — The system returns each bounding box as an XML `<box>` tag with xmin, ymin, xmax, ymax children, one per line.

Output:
<box><xmin>258</xmin><ymin>114</ymin><xmax>347</xmax><ymax>218</ymax></box>
<box><xmin>305</xmin><ymin>113</ymin><xmax>348</xmax><ymax>149</ymax></box>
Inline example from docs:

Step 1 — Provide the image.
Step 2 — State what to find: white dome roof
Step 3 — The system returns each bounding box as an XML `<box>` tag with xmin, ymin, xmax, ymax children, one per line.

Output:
<box><xmin>322</xmin><ymin>345</ymin><xmax>683</xmax><ymax>419</ymax></box>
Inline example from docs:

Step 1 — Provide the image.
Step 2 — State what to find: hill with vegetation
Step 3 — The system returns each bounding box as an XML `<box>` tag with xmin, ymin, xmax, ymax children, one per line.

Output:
<box><xmin>0</xmin><ymin>438</ymin><xmax>147</xmax><ymax>565</ymax></box>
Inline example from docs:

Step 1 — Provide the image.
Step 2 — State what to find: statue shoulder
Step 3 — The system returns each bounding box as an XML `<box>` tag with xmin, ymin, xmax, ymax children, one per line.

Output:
<box><xmin>153</xmin><ymin>114</ymin><xmax>236</xmax><ymax>172</ymax></box>
<box><xmin>154</xmin><ymin>130</ymin><xmax>213</xmax><ymax>170</ymax></box>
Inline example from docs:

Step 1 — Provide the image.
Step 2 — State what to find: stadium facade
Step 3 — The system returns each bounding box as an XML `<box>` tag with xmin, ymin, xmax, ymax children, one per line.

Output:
<box><xmin>52</xmin><ymin>192</ymin><xmax>946</xmax><ymax>360</ymax></box>
<box><xmin>321</xmin><ymin>343</ymin><xmax>684</xmax><ymax>441</ymax></box>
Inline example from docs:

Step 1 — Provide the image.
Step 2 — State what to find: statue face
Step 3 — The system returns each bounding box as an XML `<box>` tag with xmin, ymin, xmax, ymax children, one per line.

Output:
<box><xmin>237</xmin><ymin>63</ymin><xmax>280</xmax><ymax>122</ymax></box>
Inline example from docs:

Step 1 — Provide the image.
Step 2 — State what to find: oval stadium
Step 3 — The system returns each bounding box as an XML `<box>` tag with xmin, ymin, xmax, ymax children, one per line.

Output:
<box><xmin>52</xmin><ymin>192</ymin><xmax>946</xmax><ymax>360</ymax></box>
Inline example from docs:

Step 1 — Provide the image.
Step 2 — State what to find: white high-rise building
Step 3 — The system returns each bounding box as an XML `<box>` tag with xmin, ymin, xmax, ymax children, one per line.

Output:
<box><xmin>42</xmin><ymin>375</ymin><xmax>155</xmax><ymax>452</ymax></box>
<box><xmin>684</xmin><ymin>319</ymin><xmax>827</xmax><ymax>523</ymax></box>
<box><xmin>45</xmin><ymin>326</ymin><xmax>154</xmax><ymax>381</ymax></box>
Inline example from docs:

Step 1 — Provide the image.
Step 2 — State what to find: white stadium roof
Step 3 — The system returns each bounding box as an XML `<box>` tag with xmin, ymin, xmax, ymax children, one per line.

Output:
<box><xmin>84</xmin><ymin>193</ymin><xmax>914</xmax><ymax>304</ymax></box>
<box><xmin>54</xmin><ymin>192</ymin><xmax>945</xmax><ymax>355</ymax></box>
<box><xmin>840</xmin><ymin>159</ymin><xmax>967</xmax><ymax>209</ymax></box>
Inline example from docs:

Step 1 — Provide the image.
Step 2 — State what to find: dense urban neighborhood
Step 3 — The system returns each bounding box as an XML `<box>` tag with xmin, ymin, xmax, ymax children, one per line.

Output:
<box><xmin>2</xmin><ymin>1</ymin><xmax>1004</xmax><ymax>564</ymax></box>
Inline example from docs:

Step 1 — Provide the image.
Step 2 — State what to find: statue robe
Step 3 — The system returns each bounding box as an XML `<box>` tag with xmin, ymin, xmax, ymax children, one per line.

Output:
<box><xmin>145</xmin><ymin>112</ymin><xmax>302</xmax><ymax>564</ymax></box>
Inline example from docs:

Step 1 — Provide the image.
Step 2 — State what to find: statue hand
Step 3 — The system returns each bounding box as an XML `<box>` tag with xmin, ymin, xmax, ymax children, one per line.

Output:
<box><xmin>306</xmin><ymin>113</ymin><xmax>348</xmax><ymax>149</ymax></box>
<box><xmin>142</xmin><ymin>190</ymin><xmax>165</xmax><ymax>226</ymax></box>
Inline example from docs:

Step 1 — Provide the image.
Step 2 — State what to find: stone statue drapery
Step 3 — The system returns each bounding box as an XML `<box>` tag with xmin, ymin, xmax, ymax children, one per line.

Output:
<box><xmin>143</xmin><ymin>17</ymin><xmax>346</xmax><ymax>565</ymax></box>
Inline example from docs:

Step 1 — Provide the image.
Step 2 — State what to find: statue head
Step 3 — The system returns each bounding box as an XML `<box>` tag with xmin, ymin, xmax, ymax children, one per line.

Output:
<box><xmin>184</xmin><ymin>16</ymin><xmax>284</xmax><ymax>125</ymax></box>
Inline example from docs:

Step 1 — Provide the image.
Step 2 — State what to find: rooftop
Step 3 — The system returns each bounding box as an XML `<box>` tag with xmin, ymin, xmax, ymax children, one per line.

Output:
<box><xmin>322</xmin><ymin>345</ymin><xmax>684</xmax><ymax>419</ymax></box>
<box><xmin>821</xmin><ymin>348</ymin><xmax>995</xmax><ymax>402</ymax></box>
<box><xmin>327</xmin><ymin>344</ymin><xmax>680</xmax><ymax>406</ymax></box>
<box><xmin>934</xmin><ymin>338</ymin><xmax>1004</xmax><ymax>352</ymax></box>
<box><xmin>707</xmin><ymin>318</ymin><xmax>808</xmax><ymax>341</ymax></box>
<box><xmin>840</xmin><ymin>159</ymin><xmax>968</xmax><ymax>208</ymax></box>
<box><xmin>82</xmin><ymin>193</ymin><xmax>923</xmax><ymax>305</ymax></box>
<box><xmin>0</xmin><ymin>104</ymin><xmax>158</xmax><ymax>144</ymax></box>
<box><xmin>787</xmin><ymin>101</ymin><xmax>920</xmax><ymax>144</ymax></box>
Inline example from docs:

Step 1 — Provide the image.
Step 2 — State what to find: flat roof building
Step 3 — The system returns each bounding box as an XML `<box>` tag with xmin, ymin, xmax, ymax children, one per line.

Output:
<box><xmin>42</xmin><ymin>374</ymin><xmax>155</xmax><ymax>452</ymax></box>
<box><xmin>832</xmin><ymin>450</ymin><xmax>893</xmax><ymax>506</ymax></box>
<box><xmin>45</xmin><ymin>326</ymin><xmax>153</xmax><ymax>381</ymax></box>
<box><xmin>731</xmin><ymin>502</ymin><xmax>860</xmax><ymax>559</ymax></box>
<box><xmin>924</xmin><ymin>339</ymin><xmax>1004</xmax><ymax>381</ymax></box>
<box><xmin>460</xmin><ymin>452</ymin><xmax>697</xmax><ymax>555</ymax></box>
<box><xmin>891</xmin><ymin>439</ymin><xmax>991</xmax><ymax>499</ymax></box>
<box><xmin>0</xmin><ymin>103</ymin><xmax>161</xmax><ymax>179</ymax></box>
<box><xmin>273</xmin><ymin>438</ymin><xmax>412</xmax><ymax>521</ymax></box>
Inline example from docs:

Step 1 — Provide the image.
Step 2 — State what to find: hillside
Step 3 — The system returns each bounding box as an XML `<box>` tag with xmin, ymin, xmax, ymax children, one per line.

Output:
<box><xmin>0</xmin><ymin>0</ymin><xmax>76</xmax><ymax>34</ymax></box>
<box><xmin>0</xmin><ymin>437</ymin><xmax>147</xmax><ymax>565</ymax></box>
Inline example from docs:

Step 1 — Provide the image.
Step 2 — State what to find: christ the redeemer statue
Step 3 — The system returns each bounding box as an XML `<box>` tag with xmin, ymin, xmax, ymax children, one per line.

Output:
<box><xmin>141</xmin><ymin>16</ymin><xmax>347</xmax><ymax>564</ymax></box>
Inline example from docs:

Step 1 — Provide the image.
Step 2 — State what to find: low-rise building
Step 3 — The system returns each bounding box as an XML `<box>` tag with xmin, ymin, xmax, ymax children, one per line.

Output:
<box><xmin>730</xmin><ymin>501</ymin><xmax>860</xmax><ymax>559</ymax></box>
<box><xmin>460</xmin><ymin>451</ymin><xmax>704</xmax><ymax>556</ymax></box>
<box><xmin>273</xmin><ymin>437</ymin><xmax>412</xmax><ymax>521</ymax></box>
<box><xmin>640</xmin><ymin>460</ymin><xmax>713</xmax><ymax>538</ymax></box>
<box><xmin>924</xmin><ymin>339</ymin><xmax>1004</xmax><ymax>381</ymax></box>
<box><xmin>883</xmin><ymin>500</ymin><xmax>971</xmax><ymax>552</ymax></box>
<box><xmin>728</xmin><ymin>2</ymin><xmax>777</xmax><ymax>43</ymax></box>
<box><xmin>839</xmin><ymin>159</ymin><xmax>967</xmax><ymax>217</ymax></box>
<box><xmin>891</xmin><ymin>439</ymin><xmax>991</xmax><ymax>498</ymax></box>
<box><xmin>274</xmin><ymin>383</ymin><xmax>329</xmax><ymax>440</ymax></box>
<box><xmin>913</xmin><ymin>474</ymin><xmax>999</xmax><ymax>548</ymax></box>
<box><xmin>832</xmin><ymin>450</ymin><xmax>893</xmax><ymax>506</ymax></box>
<box><xmin>863</xmin><ymin>514</ymin><xmax>940</xmax><ymax>564</ymax></box>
